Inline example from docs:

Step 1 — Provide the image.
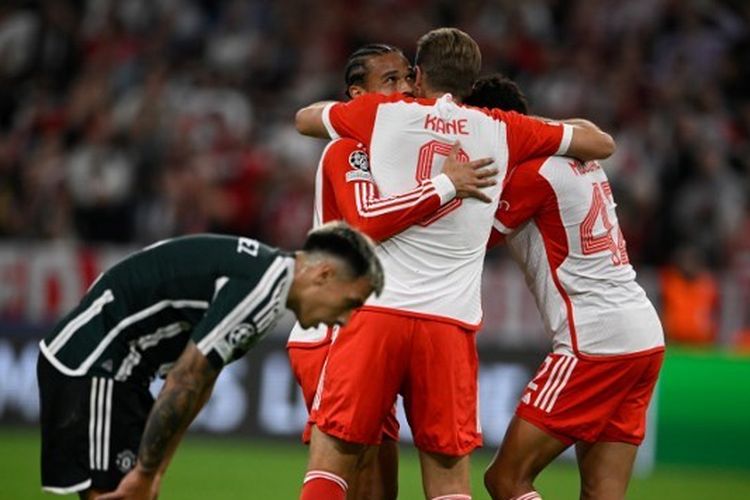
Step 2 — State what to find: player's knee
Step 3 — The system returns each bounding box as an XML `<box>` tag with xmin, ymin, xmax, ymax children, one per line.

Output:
<box><xmin>579</xmin><ymin>479</ymin><xmax>595</xmax><ymax>500</ymax></box>
<box><xmin>483</xmin><ymin>462</ymin><xmax>529</xmax><ymax>500</ymax></box>
<box><xmin>483</xmin><ymin>461</ymin><xmax>508</xmax><ymax>499</ymax></box>
<box><xmin>483</xmin><ymin>468</ymin><xmax>498</xmax><ymax>499</ymax></box>
<box><xmin>579</xmin><ymin>477</ymin><xmax>626</xmax><ymax>500</ymax></box>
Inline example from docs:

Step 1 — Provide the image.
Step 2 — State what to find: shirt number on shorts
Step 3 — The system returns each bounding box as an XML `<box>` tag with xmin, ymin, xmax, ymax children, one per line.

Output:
<box><xmin>526</xmin><ymin>355</ymin><xmax>553</xmax><ymax>392</ymax></box>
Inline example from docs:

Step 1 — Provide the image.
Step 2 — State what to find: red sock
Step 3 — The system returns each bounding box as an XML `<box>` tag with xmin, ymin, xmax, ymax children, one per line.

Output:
<box><xmin>300</xmin><ymin>470</ymin><xmax>348</xmax><ymax>500</ymax></box>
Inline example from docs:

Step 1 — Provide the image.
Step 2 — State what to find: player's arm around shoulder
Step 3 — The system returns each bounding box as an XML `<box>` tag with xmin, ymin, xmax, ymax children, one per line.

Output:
<box><xmin>556</xmin><ymin>117</ymin><xmax>615</xmax><ymax>162</ymax></box>
<box><xmin>295</xmin><ymin>101</ymin><xmax>337</xmax><ymax>138</ymax></box>
<box><xmin>97</xmin><ymin>343</ymin><xmax>219</xmax><ymax>500</ymax></box>
<box><xmin>296</xmin><ymin>93</ymin><xmax>391</xmax><ymax>139</ymax></box>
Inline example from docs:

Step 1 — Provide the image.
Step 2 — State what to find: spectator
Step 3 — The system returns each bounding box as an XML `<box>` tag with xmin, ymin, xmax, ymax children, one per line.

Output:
<box><xmin>659</xmin><ymin>246</ymin><xmax>720</xmax><ymax>346</ymax></box>
<box><xmin>0</xmin><ymin>0</ymin><xmax>748</xmax><ymax>348</ymax></box>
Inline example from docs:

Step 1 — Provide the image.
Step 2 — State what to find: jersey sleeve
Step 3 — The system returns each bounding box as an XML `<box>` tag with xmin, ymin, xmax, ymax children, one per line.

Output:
<box><xmin>191</xmin><ymin>256</ymin><xmax>291</xmax><ymax>370</ymax></box>
<box><xmin>486</xmin><ymin>230</ymin><xmax>506</xmax><ymax>249</ymax></box>
<box><xmin>323</xmin><ymin>139</ymin><xmax>455</xmax><ymax>242</ymax></box>
<box><xmin>493</xmin><ymin>158</ymin><xmax>553</xmax><ymax>237</ymax></box>
<box><xmin>494</xmin><ymin>109</ymin><xmax>573</xmax><ymax>165</ymax></box>
<box><xmin>322</xmin><ymin>93</ymin><xmax>390</xmax><ymax>144</ymax></box>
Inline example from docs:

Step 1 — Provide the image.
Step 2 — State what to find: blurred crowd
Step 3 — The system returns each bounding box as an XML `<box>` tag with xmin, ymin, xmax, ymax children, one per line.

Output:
<box><xmin>1</xmin><ymin>0</ymin><xmax>749</xmax><ymax>344</ymax></box>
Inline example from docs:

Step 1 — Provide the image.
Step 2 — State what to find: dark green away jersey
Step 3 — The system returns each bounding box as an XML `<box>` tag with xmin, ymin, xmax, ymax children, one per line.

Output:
<box><xmin>39</xmin><ymin>234</ymin><xmax>295</xmax><ymax>385</ymax></box>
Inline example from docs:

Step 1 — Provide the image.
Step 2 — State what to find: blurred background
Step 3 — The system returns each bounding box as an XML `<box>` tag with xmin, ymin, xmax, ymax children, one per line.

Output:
<box><xmin>1</xmin><ymin>0</ymin><xmax>749</xmax><ymax>498</ymax></box>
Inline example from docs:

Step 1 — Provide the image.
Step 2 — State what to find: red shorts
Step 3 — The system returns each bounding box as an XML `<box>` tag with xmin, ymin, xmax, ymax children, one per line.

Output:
<box><xmin>311</xmin><ymin>308</ymin><xmax>481</xmax><ymax>455</ymax></box>
<box><xmin>287</xmin><ymin>341</ymin><xmax>399</xmax><ymax>443</ymax></box>
<box><xmin>516</xmin><ymin>351</ymin><xmax>664</xmax><ymax>446</ymax></box>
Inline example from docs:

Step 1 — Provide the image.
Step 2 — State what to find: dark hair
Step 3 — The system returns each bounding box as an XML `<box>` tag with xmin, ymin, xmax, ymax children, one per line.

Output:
<box><xmin>464</xmin><ymin>74</ymin><xmax>529</xmax><ymax>115</ymax></box>
<box><xmin>415</xmin><ymin>28</ymin><xmax>481</xmax><ymax>99</ymax></box>
<box><xmin>344</xmin><ymin>44</ymin><xmax>405</xmax><ymax>98</ymax></box>
<box><xmin>303</xmin><ymin>221</ymin><xmax>384</xmax><ymax>295</ymax></box>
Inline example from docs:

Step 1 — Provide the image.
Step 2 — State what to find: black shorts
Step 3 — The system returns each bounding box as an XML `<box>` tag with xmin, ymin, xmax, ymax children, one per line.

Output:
<box><xmin>37</xmin><ymin>352</ymin><xmax>154</xmax><ymax>494</ymax></box>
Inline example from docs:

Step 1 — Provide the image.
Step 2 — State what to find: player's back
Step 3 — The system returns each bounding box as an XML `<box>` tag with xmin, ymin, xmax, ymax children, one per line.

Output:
<box><xmin>97</xmin><ymin>234</ymin><xmax>281</xmax><ymax>314</ymax></box>
<box><xmin>324</xmin><ymin>92</ymin><xmax>569</xmax><ymax>326</ymax></box>
<box><xmin>503</xmin><ymin>157</ymin><xmax>664</xmax><ymax>357</ymax></box>
<box><xmin>41</xmin><ymin>234</ymin><xmax>287</xmax><ymax>380</ymax></box>
<box><xmin>365</xmin><ymin>96</ymin><xmax>506</xmax><ymax>326</ymax></box>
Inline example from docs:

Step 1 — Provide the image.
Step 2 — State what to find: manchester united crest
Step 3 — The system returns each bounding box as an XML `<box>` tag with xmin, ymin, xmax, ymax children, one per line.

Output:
<box><xmin>116</xmin><ymin>449</ymin><xmax>137</xmax><ymax>473</ymax></box>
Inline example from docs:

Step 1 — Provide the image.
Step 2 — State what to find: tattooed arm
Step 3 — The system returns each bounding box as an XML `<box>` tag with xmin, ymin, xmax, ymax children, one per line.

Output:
<box><xmin>96</xmin><ymin>342</ymin><xmax>219</xmax><ymax>500</ymax></box>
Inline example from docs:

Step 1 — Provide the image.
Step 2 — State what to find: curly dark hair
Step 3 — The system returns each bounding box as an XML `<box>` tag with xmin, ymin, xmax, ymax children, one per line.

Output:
<box><xmin>464</xmin><ymin>74</ymin><xmax>529</xmax><ymax>115</ymax></box>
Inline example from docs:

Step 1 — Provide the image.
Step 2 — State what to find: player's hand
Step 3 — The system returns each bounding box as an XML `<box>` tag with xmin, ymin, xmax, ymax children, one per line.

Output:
<box><xmin>441</xmin><ymin>141</ymin><xmax>497</xmax><ymax>203</ymax></box>
<box><xmin>95</xmin><ymin>466</ymin><xmax>159</xmax><ymax>500</ymax></box>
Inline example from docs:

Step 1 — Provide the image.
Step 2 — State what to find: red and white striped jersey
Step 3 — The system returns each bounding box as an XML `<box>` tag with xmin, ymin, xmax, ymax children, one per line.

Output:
<box><xmin>322</xmin><ymin>92</ymin><xmax>571</xmax><ymax>326</ymax></box>
<box><xmin>491</xmin><ymin>156</ymin><xmax>664</xmax><ymax>358</ymax></box>
<box><xmin>287</xmin><ymin>136</ymin><xmax>457</xmax><ymax>346</ymax></box>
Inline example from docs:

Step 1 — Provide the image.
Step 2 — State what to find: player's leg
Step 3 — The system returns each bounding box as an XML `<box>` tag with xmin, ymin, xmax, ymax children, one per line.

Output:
<box><xmin>301</xmin><ymin>310</ymin><xmax>409</xmax><ymax>499</ymax></box>
<box><xmin>304</xmin><ymin>425</ymin><xmax>366</xmax><ymax>499</ymax></box>
<box><xmin>406</xmin><ymin>321</ymin><xmax>481</xmax><ymax>498</ymax></box>
<box><xmin>38</xmin><ymin>360</ymin><xmax>149</xmax><ymax>499</ymax></box>
<box><xmin>287</xmin><ymin>339</ymin><xmax>333</xmax><ymax>445</ymax></box>
<box><xmin>356</xmin><ymin>404</ymin><xmax>401</xmax><ymax>499</ymax></box>
<box><xmin>485</xmin><ymin>354</ymin><xmax>584</xmax><ymax>500</ymax></box>
<box><xmin>419</xmin><ymin>450</ymin><xmax>471</xmax><ymax>499</ymax></box>
<box><xmin>290</xmin><ymin>334</ymin><xmax>362</xmax><ymax>498</ymax></box>
<box><xmin>38</xmin><ymin>352</ymin><xmax>99</xmax><ymax>498</ymax></box>
<box><xmin>483</xmin><ymin>416</ymin><xmax>568</xmax><ymax>500</ymax></box>
<box><xmin>347</xmin><ymin>438</ymin><xmax>398</xmax><ymax>500</ymax></box>
<box><xmin>574</xmin><ymin>351</ymin><xmax>664</xmax><ymax>500</ymax></box>
<box><xmin>575</xmin><ymin>441</ymin><xmax>637</xmax><ymax>500</ymax></box>
<box><xmin>290</xmin><ymin>336</ymin><xmax>399</xmax><ymax>499</ymax></box>
<box><xmin>374</xmin><ymin>438</ymin><xmax>399</xmax><ymax>499</ymax></box>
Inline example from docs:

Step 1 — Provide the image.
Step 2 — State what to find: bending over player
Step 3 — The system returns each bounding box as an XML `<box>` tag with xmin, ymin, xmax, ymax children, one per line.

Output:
<box><xmin>37</xmin><ymin>223</ymin><xmax>382</xmax><ymax>500</ymax></box>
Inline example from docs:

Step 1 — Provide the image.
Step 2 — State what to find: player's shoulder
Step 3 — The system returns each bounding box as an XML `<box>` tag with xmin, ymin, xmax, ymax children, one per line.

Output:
<box><xmin>322</xmin><ymin>139</ymin><xmax>372</xmax><ymax>181</ymax></box>
<box><xmin>503</xmin><ymin>156</ymin><xmax>557</xmax><ymax>194</ymax></box>
<box><xmin>350</xmin><ymin>92</ymin><xmax>435</xmax><ymax>107</ymax></box>
<box><xmin>324</xmin><ymin>137</ymin><xmax>366</xmax><ymax>156</ymax></box>
<box><xmin>460</xmin><ymin>104</ymin><xmax>519</xmax><ymax>123</ymax></box>
<box><xmin>538</xmin><ymin>156</ymin><xmax>604</xmax><ymax>178</ymax></box>
<box><xmin>511</xmin><ymin>155</ymin><xmax>552</xmax><ymax>177</ymax></box>
<box><xmin>222</xmin><ymin>237</ymin><xmax>288</xmax><ymax>280</ymax></box>
<box><xmin>323</xmin><ymin>138</ymin><xmax>368</xmax><ymax>167</ymax></box>
<box><xmin>464</xmin><ymin>107</ymin><xmax>560</xmax><ymax>135</ymax></box>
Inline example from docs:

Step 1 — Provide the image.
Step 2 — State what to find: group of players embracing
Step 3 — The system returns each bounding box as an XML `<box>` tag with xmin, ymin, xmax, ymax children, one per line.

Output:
<box><xmin>36</xmin><ymin>27</ymin><xmax>664</xmax><ymax>500</ymax></box>
<box><xmin>290</xmin><ymin>27</ymin><xmax>663</xmax><ymax>500</ymax></box>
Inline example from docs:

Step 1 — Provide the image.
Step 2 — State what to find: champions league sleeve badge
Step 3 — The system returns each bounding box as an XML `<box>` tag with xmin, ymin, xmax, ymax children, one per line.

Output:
<box><xmin>345</xmin><ymin>150</ymin><xmax>373</xmax><ymax>182</ymax></box>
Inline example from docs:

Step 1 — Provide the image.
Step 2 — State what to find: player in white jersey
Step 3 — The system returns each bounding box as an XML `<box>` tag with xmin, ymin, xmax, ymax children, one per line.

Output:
<box><xmin>287</xmin><ymin>43</ymin><xmax>496</xmax><ymax>500</ymax></box>
<box><xmin>295</xmin><ymin>29</ymin><xmax>616</xmax><ymax>500</ymax></box>
<box><xmin>464</xmin><ymin>75</ymin><xmax>664</xmax><ymax>500</ymax></box>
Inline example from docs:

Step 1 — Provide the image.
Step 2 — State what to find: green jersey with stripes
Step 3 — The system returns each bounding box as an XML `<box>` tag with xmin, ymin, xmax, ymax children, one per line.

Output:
<box><xmin>39</xmin><ymin>234</ymin><xmax>295</xmax><ymax>385</ymax></box>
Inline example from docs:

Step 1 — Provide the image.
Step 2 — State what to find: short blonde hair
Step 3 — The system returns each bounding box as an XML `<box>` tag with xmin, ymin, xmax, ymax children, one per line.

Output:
<box><xmin>415</xmin><ymin>27</ymin><xmax>481</xmax><ymax>99</ymax></box>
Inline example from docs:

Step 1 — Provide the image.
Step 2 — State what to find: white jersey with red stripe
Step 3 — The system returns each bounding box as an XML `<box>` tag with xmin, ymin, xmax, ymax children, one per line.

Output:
<box><xmin>287</xmin><ymin>136</ymin><xmax>458</xmax><ymax>346</ymax></box>
<box><xmin>492</xmin><ymin>156</ymin><xmax>664</xmax><ymax>358</ymax></box>
<box><xmin>322</xmin><ymin>93</ymin><xmax>571</xmax><ymax>326</ymax></box>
